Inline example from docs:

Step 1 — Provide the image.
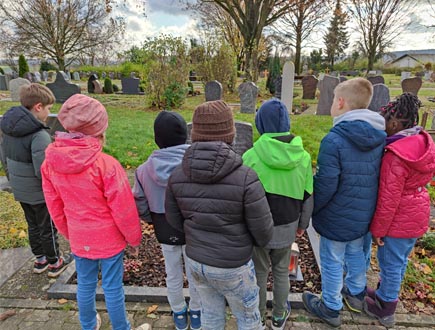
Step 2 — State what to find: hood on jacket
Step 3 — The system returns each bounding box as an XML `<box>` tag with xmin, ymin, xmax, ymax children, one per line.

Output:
<box><xmin>145</xmin><ymin>144</ymin><xmax>190</xmax><ymax>187</ymax></box>
<box><xmin>44</xmin><ymin>132</ymin><xmax>102</xmax><ymax>174</ymax></box>
<box><xmin>331</xmin><ymin>110</ymin><xmax>386</xmax><ymax>151</ymax></box>
<box><xmin>387</xmin><ymin>130</ymin><xmax>435</xmax><ymax>174</ymax></box>
<box><xmin>182</xmin><ymin>141</ymin><xmax>242</xmax><ymax>184</ymax></box>
<box><xmin>252</xmin><ymin>133</ymin><xmax>306</xmax><ymax>170</ymax></box>
<box><xmin>1</xmin><ymin>106</ymin><xmax>48</xmax><ymax>137</ymax></box>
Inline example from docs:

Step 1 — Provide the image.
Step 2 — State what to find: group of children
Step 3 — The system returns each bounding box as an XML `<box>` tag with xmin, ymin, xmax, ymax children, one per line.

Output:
<box><xmin>1</xmin><ymin>77</ymin><xmax>434</xmax><ymax>330</ymax></box>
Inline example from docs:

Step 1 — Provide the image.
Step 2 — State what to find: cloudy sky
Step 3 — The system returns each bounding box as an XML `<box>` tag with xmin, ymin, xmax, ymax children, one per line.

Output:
<box><xmin>119</xmin><ymin>0</ymin><xmax>435</xmax><ymax>54</ymax></box>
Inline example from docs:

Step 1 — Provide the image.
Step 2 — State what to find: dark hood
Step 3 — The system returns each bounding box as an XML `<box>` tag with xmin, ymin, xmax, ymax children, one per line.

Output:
<box><xmin>1</xmin><ymin>106</ymin><xmax>48</xmax><ymax>137</ymax></box>
<box><xmin>332</xmin><ymin>120</ymin><xmax>386</xmax><ymax>151</ymax></box>
<box><xmin>182</xmin><ymin>141</ymin><xmax>242</xmax><ymax>184</ymax></box>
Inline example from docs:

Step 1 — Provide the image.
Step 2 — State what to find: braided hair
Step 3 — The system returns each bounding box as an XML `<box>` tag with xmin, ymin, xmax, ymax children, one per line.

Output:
<box><xmin>380</xmin><ymin>93</ymin><xmax>421</xmax><ymax>129</ymax></box>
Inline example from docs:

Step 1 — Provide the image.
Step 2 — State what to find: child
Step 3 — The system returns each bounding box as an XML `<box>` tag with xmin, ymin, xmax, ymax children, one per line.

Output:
<box><xmin>41</xmin><ymin>94</ymin><xmax>149</xmax><ymax>330</ymax></box>
<box><xmin>302</xmin><ymin>78</ymin><xmax>386</xmax><ymax>328</ymax></box>
<box><xmin>364</xmin><ymin>93</ymin><xmax>435</xmax><ymax>327</ymax></box>
<box><xmin>133</xmin><ymin>110</ymin><xmax>201</xmax><ymax>330</ymax></box>
<box><xmin>242</xmin><ymin>99</ymin><xmax>313</xmax><ymax>330</ymax></box>
<box><xmin>0</xmin><ymin>83</ymin><xmax>70</xmax><ymax>277</ymax></box>
<box><xmin>165</xmin><ymin>100</ymin><xmax>274</xmax><ymax>330</ymax></box>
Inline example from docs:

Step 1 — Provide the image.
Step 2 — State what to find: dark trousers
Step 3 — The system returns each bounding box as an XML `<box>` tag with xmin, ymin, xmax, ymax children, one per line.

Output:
<box><xmin>20</xmin><ymin>202</ymin><xmax>59</xmax><ymax>264</ymax></box>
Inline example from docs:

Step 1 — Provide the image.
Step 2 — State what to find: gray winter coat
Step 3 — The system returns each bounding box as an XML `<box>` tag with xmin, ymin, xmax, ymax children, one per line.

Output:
<box><xmin>0</xmin><ymin>106</ymin><xmax>51</xmax><ymax>204</ymax></box>
<box><xmin>165</xmin><ymin>141</ymin><xmax>274</xmax><ymax>268</ymax></box>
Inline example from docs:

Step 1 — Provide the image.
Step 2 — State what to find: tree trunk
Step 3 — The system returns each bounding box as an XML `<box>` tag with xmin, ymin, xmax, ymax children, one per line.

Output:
<box><xmin>57</xmin><ymin>57</ymin><xmax>65</xmax><ymax>71</ymax></box>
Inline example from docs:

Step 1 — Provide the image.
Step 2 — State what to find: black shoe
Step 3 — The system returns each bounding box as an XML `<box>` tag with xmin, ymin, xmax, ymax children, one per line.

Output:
<box><xmin>33</xmin><ymin>258</ymin><xmax>49</xmax><ymax>274</ymax></box>
<box><xmin>271</xmin><ymin>301</ymin><xmax>291</xmax><ymax>330</ymax></box>
<box><xmin>47</xmin><ymin>253</ymin><xmax>73</xmax><ymax>278</ymax></box>
<box><xmin>342</xmin><ymin>285</ymin><xmax>365</xmax><ymax>313</ymax></box>
<box><xmin>302</xmin><ymin>292</ymin><xmax>341</xmax><ymax>328</ymax></box>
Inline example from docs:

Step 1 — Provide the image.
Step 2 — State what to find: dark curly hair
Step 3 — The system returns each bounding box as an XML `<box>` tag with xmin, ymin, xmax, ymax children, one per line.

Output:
<box><xmin>380</xmin><ymin>93</ymin><xmax>421</xmax><ymax>129</ymax></box>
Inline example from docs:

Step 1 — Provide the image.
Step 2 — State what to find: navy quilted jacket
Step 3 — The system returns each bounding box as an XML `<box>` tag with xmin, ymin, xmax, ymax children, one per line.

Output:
<box><xmin>313</xmin><ymin>110</ymin><xmax>386</xmax><ymax>242</ymax></box>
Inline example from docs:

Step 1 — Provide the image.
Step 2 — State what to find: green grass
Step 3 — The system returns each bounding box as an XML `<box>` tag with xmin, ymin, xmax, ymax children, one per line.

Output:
<box><xmin>0</xmin><ymin>191</ymin><xmax>28</xmax><ymax>249</ymax></box>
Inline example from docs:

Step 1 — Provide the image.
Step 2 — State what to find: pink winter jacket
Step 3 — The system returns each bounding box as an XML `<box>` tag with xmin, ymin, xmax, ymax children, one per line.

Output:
<box><xmin>370</xmin><ymin>130</ymin><xmax>435</xmax><ymax>239</ymax></box>
<box><xmin>41</xmin><ymin>133</ymin><xmax>142</xmax><ymax>259</ymax></box>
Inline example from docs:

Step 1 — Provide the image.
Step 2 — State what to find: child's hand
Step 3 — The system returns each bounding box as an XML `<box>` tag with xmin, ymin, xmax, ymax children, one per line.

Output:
<box><xmin>296</xmin><ymin>228</ymin><xmax>305</xmax><ymax>237</ymax></box>
<box><xmin>373</xmin><ymin>236</ymin><xmax>384</xmax><ymax>246</ymax></box>
<box><xmin>127</xmin><ymin>245</ymin><xmax>140</xmax><ymax>257</ymax></box>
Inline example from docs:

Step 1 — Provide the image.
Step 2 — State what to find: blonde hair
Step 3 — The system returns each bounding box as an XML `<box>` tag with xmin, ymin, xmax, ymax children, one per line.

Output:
<box><xmin>19</xmin><ymin>83</ymin><xmax>55</xmax><ymax>110</ymax></box>
<box><xmin>334</xmin><ymin>78</ymin><xmax>373</xmax><ymax>110</ymax></box>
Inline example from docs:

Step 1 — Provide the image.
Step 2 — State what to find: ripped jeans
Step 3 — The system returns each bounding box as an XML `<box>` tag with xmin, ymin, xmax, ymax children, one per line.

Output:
<box><xmin>186</xmin><ymin>256</ymin><xmax>262</xmax><ymax>330</ymax></box>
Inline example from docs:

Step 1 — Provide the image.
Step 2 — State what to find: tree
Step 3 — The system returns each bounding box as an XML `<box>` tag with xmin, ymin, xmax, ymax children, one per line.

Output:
<box><xmin>190</xmin><ymin>0</ymin><xmax>294</xmax><ymax>81</ymax></box>
<box><xmin>273</xmin><ymin>0</ymin><xmax>331</xmax><ymax>74</ymax></box>
<box><xmin>346</xmin><ymin>0</ymin><xmax>412</xmax><ymax>71</ymax></box>
<box><xmin>18</xmin><ymin>54</ymin><xmax>29</xmax><ymax>77</ymax></box>
<box><xmin>323</xmin><ymin>0</ymin><xmax>349</xmax><ymax>70</ymax></box>
<box><xmin>0</xmin><ymin>0</ymin><xmax>123</xmax><ymax>71</ymax></box>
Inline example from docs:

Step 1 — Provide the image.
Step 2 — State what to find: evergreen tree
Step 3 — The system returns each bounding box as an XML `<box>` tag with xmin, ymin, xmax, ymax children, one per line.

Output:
<box><xmin>323</xmin><ymin>0</ymin><xmax>349</xmax><ymax>70</ymax></box>
<box><xmin>266</xmin><ymin>52</ymin><xmax>281</xmax><ymax>94</ymax></box>
<box><xmin>18</xmin><ymin>54</ymin><xmax>29</xmax><ymax>77</ymax></box>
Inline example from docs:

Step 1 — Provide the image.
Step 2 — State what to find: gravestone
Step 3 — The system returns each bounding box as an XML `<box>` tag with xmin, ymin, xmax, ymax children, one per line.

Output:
<box><xmin>33</xmin><ymin>72</ymin><xmax>41</xmax><ymax>83</ymax></box>
<box><xmin>46</xmin><ymin>72</ymin><xmax>81</xmax><ymax>103</ymax></box>
<box><xmin>281</xmin><ymin>61</ymin><xmax>295</xmax><ymax>113</ymax></box>
<box><xmin>431</xmin><ymin>72</ymin><xmax>435</xmax><ymax>82</ymax></box>
<box><xmin>0</xmin><ymin>75</ymin><xmax>7</xmax><ymax>90</ymax></box>
<box><xmin>23</xmin><ymin>72</ymin><xmax>33</xmax><ymax>82</ymax></box>
<box><xmin>59</xmin><ymin>71</ymin><xmax>70</xmax><ymax>81</ymax></box>
<box><xmin>339</xmin><ymin>76</ymin><xmax>347</xmax><ymax>82</ymax></box>
<box><xmin>368</xmin><ymin>84</ymin><xmax>390</xmax><ymax>112</ymax></box>
<box><xmin>273</xmin><ymin>76</ymin><xmax>283</xmax><ymax>99</ymax></box>
<box><xmin>4</xmin><ymin>74</ymin><xmax>12</xmax><ymax>90</ymax></box>
<box><xmin>92</xmin><ymin>80</ymin><xmax>103</xmax><ymax>94</ymax></box>
<box><xmin>72</xmin><ymin>72</ymin><xmax>80</xmax><ymax>81</ymax></box>
<box><xmin>205</xmin><ymin>80</ymin><xmax>223</xmax><ymax>101</ymax></box>
<box><xmin>46</xmin><ymin>114</ymin><xmax>67</xmax><ymax>136</ymax></box>
<box><xmin>367</xmin><ymin>75</ymin><xmax>385</xmax><ymax>85</ymax></box>
<box><xmin>9</xmin><ymin>77</ymin><xmax>31</xmax><ymax>101</ymax></box>
<box><xmin>367</xmin><ymin>70</ymin><xmax>377</xmax><ymax>76</ymax></box>
<box><xmin>87</xmin><ymin>74</ymin><xmax>98</xmax><ymax>93</ymax></box>
<box><xmin>101</xmin><ymin>72</ymin><xmax>107</xmax><ymax>79</ymax></box>
<box><xmin>301</xmin><ymin>75</ymin><xmax>318</xmax><ymax>99</ymax></box>
<box><xmin>238</xmin><ymin>82</ymin><xmax>258</xmax><ymax>114</ymax></box>
<box><xmin>401</xmin><ymin>71</ymin><xmax>411</xmax><ymax>81</ymax></box>
<box><xmin>109</xmin><ymin>72</ymin><xmax>115</xmax><ymax>80</ymax></box>
<box><xmin>42</xmin><ymin>71</ymin><xmax>48</xmax><ymax>82</ymax></box>
<box><xmin>48</xmin><ymin>71</ymin><xmax>55</xmax><ymax>81</ymax></box>
<box><xmin>187</xmin><ymin>120</ymin><xmax>253</xmax><ymax>155</ymax></box>
<box><xmin>317</xmin><ymin>75</ymin><xmax>340</xmax><ymax>115</ymax></box>
<box><xmin>424</xmin><ymin>71</ymin><xmax>432</xmax><ymax>80</ymax></box>
<box><xmin>121</xmin><ymin>77</ymin><xmax>144</xmax><ymax>95</ymax></box>
<box><xmin>401</xmin><ymin>77</ymin><xmax>422</xmax><ymax>96</ymax></box>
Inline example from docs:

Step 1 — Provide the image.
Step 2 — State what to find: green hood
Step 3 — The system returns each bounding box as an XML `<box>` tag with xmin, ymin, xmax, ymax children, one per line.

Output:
<box><xmin>243</xmin><ymin>133</ymin><xmax>313</xmax><ymax>199</ymax></box>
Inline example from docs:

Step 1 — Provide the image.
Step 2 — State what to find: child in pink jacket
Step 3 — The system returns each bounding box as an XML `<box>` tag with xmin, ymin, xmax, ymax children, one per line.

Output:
<box><xmin>364</xmin><ymin>93</ymin><xmax>435</xmax><ymax>327</ymax></box>
<box><xmin>41</xmin><ymin>94</ymin><xmax>149</xmax><ymax>330</ymax></box>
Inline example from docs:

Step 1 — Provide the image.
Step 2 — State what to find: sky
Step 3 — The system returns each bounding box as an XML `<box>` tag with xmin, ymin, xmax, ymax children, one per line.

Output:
<box><xmin>118</xmin><ymin>0</ymin><xmax>435</xmax><ymax>55</ymax></box>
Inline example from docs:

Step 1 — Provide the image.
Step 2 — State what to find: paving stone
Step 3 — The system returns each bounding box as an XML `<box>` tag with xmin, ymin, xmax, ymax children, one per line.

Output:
<box><xmin>289</xmin><ymin>321</ymin><xmax>313</xmax><ymax>329</ymax></box>
<box><xmin>23</xmin><ymin>309</ymin><xmax>50</xmax><ymax>322</ymax></box>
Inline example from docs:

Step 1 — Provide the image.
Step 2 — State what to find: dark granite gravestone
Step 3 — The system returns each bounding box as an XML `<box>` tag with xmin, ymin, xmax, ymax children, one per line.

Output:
<box><xmin>401</xmin><ymin>77</ymin><xmax>422</xmax><ymax>96</ymax></box>
<box><xmin>0</xmin><ymin>75</ymin><xmax>7</xmax><ymax>90</ymax></box>
<box><xmin>186</xmin><ymin>120</ymin><xmax>253</xmax><ymax>155</ymax></box>
<box><xmin>121</xmin><ymin>77</ymin><xmax>144</xmax><ymax>95</ymax></box>
<box><xmin>238</xmin><ymin>82</ymin><xmax>258</xmax><ymax>114</ymax></box>
<box><xmin>273</xmin><ymin>76</ymin><xmax>283</xmax><ymax>99</ymax></box>
<box><xmin>46</xmin><ymin>113</ymin><xmax>67</xmax><ymax>136</ymax></box>
<box><xmin>367</xmin><ymin>76</ymin><xmax>385</xmax><ymax>85</ymax></box>
<box><xmin>9</xmin><ymin>78</ymin><xmax>31</xmax><ymax>101</ymax></box>
<box><xmin>88</xmin><ymin>74</ymin><xmax>98</xmax><ymax>93</ymax></box>
<box><xmin>205</xmin><ymin>80</ymin><xmax>223</xmax><ymax>101</ymax></box>
<box><xmin>46</xmin><ymin>72</ymin><xmax>81</xmax><ymax>103</ymax></box>
<box><xmin>368</xmin><ymin>84</ymin><xmax>390</xmax><ymax>112</ymax></box>
<box><xmin>317</xmin><ymin>75</ymin><xmax>340</xmax><ymax>115</ymax></box>
<box><xmin>302</xmin><ymin>75</ymin><xmax>318</xmax><ymax>99</ymax></box>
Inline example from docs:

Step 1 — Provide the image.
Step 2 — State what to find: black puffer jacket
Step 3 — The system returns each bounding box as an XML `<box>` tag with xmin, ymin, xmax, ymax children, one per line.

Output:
<box><xmin>165</xmin><ymin>141</ymin><xmax>273</xmax><ymax>268</ymax></box>
<box><xmin>1</xmin><ymin>106</ymin><xmax>51</xmax><ymax>204</ymax></box>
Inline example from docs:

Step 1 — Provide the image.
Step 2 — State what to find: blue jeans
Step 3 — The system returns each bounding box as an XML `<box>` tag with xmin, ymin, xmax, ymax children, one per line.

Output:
<box><xmin>376</xmin><ymin>236</ymin><xmax>417</xmax><ymax>302</ymax></box>
<box><xmin>320</xmin><ymin>235</ymin><xmax>366</xmax><ymax>311</ymax></box>
<box><xmin>186</xmin><ymin>256</ymin><xmax>262</xmax><ymax>330</ymax></box>
<box><xmin>74</xmin><ymin>251</ymin><xmax>130</xmax><ymax>330</ymax></box>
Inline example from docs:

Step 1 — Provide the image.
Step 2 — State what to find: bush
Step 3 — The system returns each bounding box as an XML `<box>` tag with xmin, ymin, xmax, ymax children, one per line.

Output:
<box><xmin>163</xmin><ymin>82</ymin><xmax>188</xmax><ymax>109</ymax></box>
<box><xmin>104</xmin><ymin>78</ymin><xmax>114</xmax><ymax>94</ymax></box>
<box><xmin>40</xmin><ymin>60</ymin><xmax>57</xmax><ymax>71</ymax></box>
<box><xmin>18</xmin><ymin>54</ymin><xmax>29</xmax><ymax>77</ymax></box>
<box><xmin>112</xmin><ymin>84</ymin><xmax>119</xmax><ymax>92</ymax></box>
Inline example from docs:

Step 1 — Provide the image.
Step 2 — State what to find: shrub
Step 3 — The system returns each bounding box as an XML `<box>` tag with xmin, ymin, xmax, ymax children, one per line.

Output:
<box><xmin>266</xmin><ymin>53</ymin><xmax>281</xmax><ymax>94</ymax></box>
<box><xmin>104</xmin><ymin>78</ymin><xmax>114</xmax><ymax>94</ymax></box>
<box><xmin>112</xmin><ymin>84</ymin><xmax>119</xmax><ymax>92</ymax></box>
<box><xmin>163</xmin><ymin>82</ymin><xmax>188</xmax><ymax>109</ymax></box>
<box><xmin>18</xmin><ymin>54</ymin><xmax>29</xmax><ymax>77</ymax></box>
<box><xmin>40</xmin><ymin>60</ymin><xmax>57</xmax><ymax>71</ymax></box>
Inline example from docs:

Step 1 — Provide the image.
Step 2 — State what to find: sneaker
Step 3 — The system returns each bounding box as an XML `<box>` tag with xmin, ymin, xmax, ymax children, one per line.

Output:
<box><xmin>302</xmin><ymin>291</ymin><xmax>341</xmax><ymax>328</ymax></box>
<box><xmin>341</xmin><ymin>285</ymin><xmax>365</xmax><ymax>313</ymax></box>
<box><xmin>47</xmin><ymin>253</ymin><xmax>73</xmax><ymax>278</ymax></box>
<box><xmin>271</xmin><ymin>301</ymin><xmax>291</xmax><ymax>330</ymax></box>
<box><xmin>189</xmin><ymin>309</ymin><xmax>201</xmax><ymax>330</ymax></box>
<box><xmin>173</xmin><ymin>307</ymin><xmax>188</xmax><ymax>330</ymax></box>
<box><xmin>95</xmin><ymin>313</ymin><xmax>101</xmax><ymax>330</ymax></box>
<box><xmin>33</xmin><ymin>257</ymin><xmax>49</xmax><ymax>274</ymax></box>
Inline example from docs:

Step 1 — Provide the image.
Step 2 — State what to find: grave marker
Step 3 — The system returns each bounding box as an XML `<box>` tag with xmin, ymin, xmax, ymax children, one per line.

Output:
<box><xmin>238</xmin><ymin>82</ymin><xmax>258</xmax><ymax>114</ymax></box>
<box><xmin>282</xmin><ymin>61</ymin><xmax>295</xmax><ymax>112</ymax></box>
<box><xmin>205</xmin><ymin>80</ymin><xmax>223</xmax><ymax>101</ymax></box>
<box><xmin>9</xmin><ymin>78</ymin><xmax>31</xmax><ymax>102</ymax></box>
<box><xmin>317</xmin><ymin>75</ymin><xmax>339</xmax><ymax>115</ymax></box>
<box><xmin>368</xmin><ymin>84</ymin><xmax>390</xmax><ymax>112</ymax></box>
